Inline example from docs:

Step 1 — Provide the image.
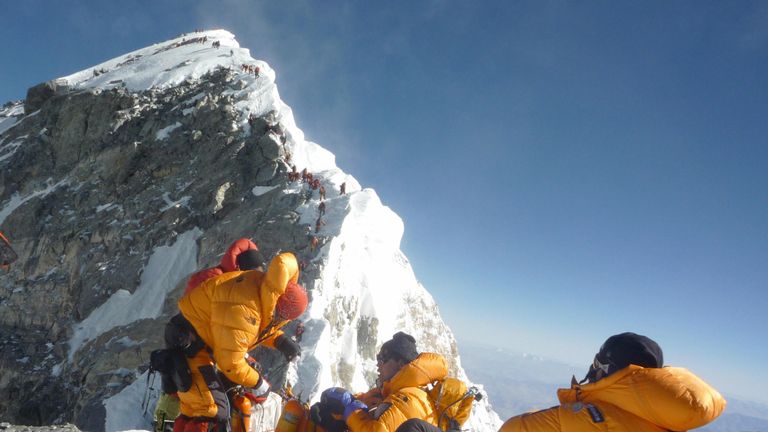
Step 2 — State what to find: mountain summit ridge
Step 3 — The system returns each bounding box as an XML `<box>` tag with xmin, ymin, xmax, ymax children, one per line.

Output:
<box><xmin>0</xmin><ymin>30</ymin><xmax>501</xmax><ymax>430</ymax></box>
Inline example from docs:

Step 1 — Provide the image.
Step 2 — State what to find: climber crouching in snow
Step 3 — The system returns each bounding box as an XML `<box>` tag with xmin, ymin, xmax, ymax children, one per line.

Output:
<box><xmin>499</xmin><ymin>332</ymin><xmax>726</xmax><ymax>432</ymax></box>
<box><xmin>310</xmin><ymin>331</ymin><xmax>475</xmax><ymax>432</ymax></box>
<box><xmin>166</xmin><ymin>251</ymin><xmax>308</xmax><ymax>432</ymax></box>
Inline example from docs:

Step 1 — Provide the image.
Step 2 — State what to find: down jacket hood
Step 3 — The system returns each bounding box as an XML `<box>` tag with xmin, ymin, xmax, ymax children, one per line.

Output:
<box><xmin>219</xmin><ymin>238</ymin><xmax>259</xmax><ymax>272</ymax></box>
<box><xmin>558</xmin><ymin>365</ymin><xmax>726</xmax><ymax>431</ymax></box>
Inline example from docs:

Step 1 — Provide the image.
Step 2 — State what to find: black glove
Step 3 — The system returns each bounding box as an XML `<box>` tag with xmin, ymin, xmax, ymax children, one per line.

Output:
<box><xmin>275</xmin><ymin>334</ymin><xmax>301</xmax><ymax>361</ymax></box>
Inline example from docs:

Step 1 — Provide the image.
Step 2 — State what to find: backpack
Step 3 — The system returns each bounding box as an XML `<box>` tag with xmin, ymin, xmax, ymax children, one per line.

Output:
<box><xmin>149</xmin><ymin>348</ymin><xmax>192</xmax><ymax>392</ymax></box>
<box><xmin>427</xmin><ymin>378</ymin><xmax>478</xmax><ymax>431</ymax></box>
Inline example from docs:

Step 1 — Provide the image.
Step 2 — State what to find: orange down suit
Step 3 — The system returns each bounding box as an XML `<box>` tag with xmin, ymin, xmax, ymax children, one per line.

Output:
<box><xmin>499</xmin><ymin>365</ymin><xmax>726</xmax><ymax>432</ymax></box>
<box><xmin>184</xmin><ymin>238</ymin><xmax>259</xmax><ymax>294</ymax></box>
<box><xmin>346</xmin><ymin>352</ymin><xmax>449</xmax><ymax>432</ymax></box>
<box><xmin>176</xmin><ymin>252</ymin><xmax>299</xmax><ymax>418</ymax></box>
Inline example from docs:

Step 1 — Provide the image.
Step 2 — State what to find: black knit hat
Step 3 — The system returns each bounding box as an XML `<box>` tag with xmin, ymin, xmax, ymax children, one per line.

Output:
<box><xmin>584</xmin><ymin>332</ymin><xmax>663</xmax><ymax>383</ymax></box>
<box><xmin>599</xmin><ymin>332</ymin><xmax>664</xmax><ymax>369</ymax></box>
<box><xmin>236</xmin><ymin>249</ymin><xmax>266</xmax><ymax>270</ymax></box>
<box><xmin>379</xmin><ymin>332</ymin><xmax>419</xmax><ymax>363</ymax></box>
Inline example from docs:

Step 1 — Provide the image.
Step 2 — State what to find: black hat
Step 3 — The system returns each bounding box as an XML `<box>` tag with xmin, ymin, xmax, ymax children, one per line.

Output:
<box><xmin>379</xmin><ymin>332</ymin><xmax>419</xmax><ymax>363</ymax></box>
<box><xmin>236</xmin><ymin>249</ymin><xmax>266</xmax><ymax>270</ymax></box>
<box><xmin>584</xmin><ymin>332</ymin><xmax>663</xmax><ymax>383</ymax></box>
<box><xmin>599</xmin><ymin>332</ymin><xmax>664</xmax><ymax>370</ymax></box>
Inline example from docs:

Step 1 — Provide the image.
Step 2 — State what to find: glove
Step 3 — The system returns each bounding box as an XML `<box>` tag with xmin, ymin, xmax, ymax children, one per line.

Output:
<box><xmin>244</xmin><ymin>376</ymin><xmax>271</xmax><ymax>403</ymax></box>
<box><xmin>321</xmin><ymin>387</ymin><xmax>368</xmax><ymax>421</ymax></box>
<box><xmin>275</xmin><ymin>334</ymin><xmax>301</xmax><ymax>362</ymax></box>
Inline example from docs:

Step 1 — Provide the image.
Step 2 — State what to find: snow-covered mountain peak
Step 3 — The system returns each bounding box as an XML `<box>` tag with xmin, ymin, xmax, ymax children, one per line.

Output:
<box><xmin>0</xmin><ymin>30</ymin><xmax>500</xmax><ymax>430</ymax></box>
<box><xmin>60</xmin><ymin>30</ymin><xmax>250</xmax><ymax>93</ymax></box>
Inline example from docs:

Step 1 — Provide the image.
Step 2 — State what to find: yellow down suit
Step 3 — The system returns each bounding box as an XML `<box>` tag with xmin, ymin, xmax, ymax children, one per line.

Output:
<box><xmin>500</xmin><ymin>365</ymin><xmax>726</xmax><ymax>432</ymax></box>
<box><xmin>347</xmin><ymin>352</ymin><xmax>449</xmax><ymax>432</ymax></box>
<box><xmin>176</xmin><ymin>252</ymin><xmax>299</xmax><ymax>418</ymax></box>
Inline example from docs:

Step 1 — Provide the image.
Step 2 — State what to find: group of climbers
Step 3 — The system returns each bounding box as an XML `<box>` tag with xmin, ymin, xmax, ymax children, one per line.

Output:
<box><xmin>285</xmin><ymin>164</ymin><xmax>334</xmax><ymax>236</ymax></box>
<box><xmin>241</xmin><ymin>64</ymin><xmax>260</xmax><ymax>78</ymax></box>
<box><xmin>0</xmin><ymin>226</ymin><xmax>723</xmax><ymax>432</ymax></box>
<box><xmin>307</xmin><ymin>332</ymin><xmax>476</xmax><ymax>432</ymax></box>
<box><xmin>155</xmin><ymin>251</ymin><xmax>726</xmax><ymax>432</ymax></box>
<box><xmin>178</xmin><ymin>36</ymin><xmax>209</xmax><ymax>47</ymax></box>
<box><xmin>149</xmin><ymin>234</ymin><xmax>479</xmax><ymax>432</ymax></box>
<box><xmin>142</xmin><ymin>203</ymin><xmax>724</xmax><ymax>431</ymax></box>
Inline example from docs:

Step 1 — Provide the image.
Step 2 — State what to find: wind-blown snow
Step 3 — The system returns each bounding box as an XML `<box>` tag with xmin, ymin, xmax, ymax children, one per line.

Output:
<box><xmin>67</xmin><ymin>228</ymin><xmax>202</xmax><ymax>362</ymax></box>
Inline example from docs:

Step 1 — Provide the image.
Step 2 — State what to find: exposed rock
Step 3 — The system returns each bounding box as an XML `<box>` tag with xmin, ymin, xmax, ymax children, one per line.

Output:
<box><xmin>0</xmin><ymin>67</ymin><xmax>301</xmax><ymax>428</ymax></box>
<box><xmin>24</xmin><ymin>80</ymin><xmax>69</xmax><ymax>115</ymax></box>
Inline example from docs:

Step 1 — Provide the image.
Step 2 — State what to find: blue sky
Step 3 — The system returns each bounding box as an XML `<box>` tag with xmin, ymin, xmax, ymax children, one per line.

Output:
<box><xmin>2</xmin><ymin>1</ymin><xmax>766</xmax><ymax>405</ymax></box>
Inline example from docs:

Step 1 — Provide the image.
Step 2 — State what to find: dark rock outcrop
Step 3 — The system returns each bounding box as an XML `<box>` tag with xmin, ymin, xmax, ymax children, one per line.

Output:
<box><xmin>24</xmin><ymin>80</ymin><xmax>69</xmax><ymax>115</ymax></box>
<box><xmin>1</xmin><ymin>67</ymin><xmax>312</xmax><ymax>428</ymax></box>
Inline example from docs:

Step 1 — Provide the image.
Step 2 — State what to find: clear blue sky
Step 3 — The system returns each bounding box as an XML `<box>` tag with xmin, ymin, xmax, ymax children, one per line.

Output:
<box><xmin>2</xmin><ymin>1</ymin><xmax>766</xmax><ymax>404</ymax></box>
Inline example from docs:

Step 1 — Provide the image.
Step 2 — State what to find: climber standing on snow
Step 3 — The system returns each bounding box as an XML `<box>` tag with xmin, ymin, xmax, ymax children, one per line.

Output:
<box><xmin>166</xmin><ymin>252</ymin><xmax>308</xmax><ymax>432</ymax></box>
<box><xmin>498</xmin><ymin>332</ymin><xmax>726</xmax><ymax>432</ymax></box>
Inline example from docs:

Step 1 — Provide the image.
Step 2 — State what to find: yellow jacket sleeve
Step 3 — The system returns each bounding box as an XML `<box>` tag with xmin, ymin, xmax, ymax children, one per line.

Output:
<box><xmin>347</xmin><ymin>388</ymin><xmax>434</xmax><ymax>432</ymax></box>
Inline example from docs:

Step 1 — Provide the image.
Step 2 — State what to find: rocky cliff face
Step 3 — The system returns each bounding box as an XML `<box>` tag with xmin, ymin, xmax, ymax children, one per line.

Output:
<box><xmin>0</xmin><ymin>30</ymin><xmax>500</xmax><ymax>431</ymax></box>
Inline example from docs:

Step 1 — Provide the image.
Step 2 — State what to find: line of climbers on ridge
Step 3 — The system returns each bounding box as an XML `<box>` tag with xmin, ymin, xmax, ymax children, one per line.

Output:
<box><xmin>284</xmin><ymin>160</ymin><xmax>347</xmax><ymax>255</ymax></box>
<box><xmin>147</xmin><ymin>235</ymin><xmax>726</xmax><ymax>432</ymax></box>
<box><xmin>241</xmin><ymin>64</ymin><xmax>260</xmax><ymax>78</ymax></box>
